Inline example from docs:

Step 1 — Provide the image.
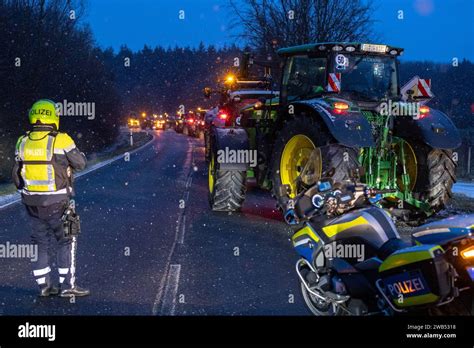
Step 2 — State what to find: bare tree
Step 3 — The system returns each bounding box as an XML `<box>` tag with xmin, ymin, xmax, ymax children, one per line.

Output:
<box><xmin>229</xmin><ymin>0</ymin><xmax>375</xmax><ymax>54</ymax></box>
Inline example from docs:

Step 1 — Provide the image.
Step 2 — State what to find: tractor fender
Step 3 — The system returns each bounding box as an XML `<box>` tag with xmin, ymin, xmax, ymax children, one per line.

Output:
<box><xmin>292</xmin><ymin>100</ymin><xmax>375</xmax><ymax>147</ymax></box>
<box><xmin>394</xmin><ymin>108</ymin><xmax>461</xmax><ymax>149</ymax></box>
<box><xmin>212</xmin><ymin>127</ymin><xmax>250</xmax><ymax>171</ymax></box>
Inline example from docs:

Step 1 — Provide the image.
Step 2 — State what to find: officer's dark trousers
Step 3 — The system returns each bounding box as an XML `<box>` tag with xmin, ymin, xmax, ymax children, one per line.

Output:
<box><xmin>26</xmin><ymin>202</ymin><xmax>75</xmax><ymax>289</ymax></box>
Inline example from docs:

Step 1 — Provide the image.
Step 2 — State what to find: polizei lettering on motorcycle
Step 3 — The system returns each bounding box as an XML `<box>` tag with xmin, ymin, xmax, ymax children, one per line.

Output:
<box><xmin>387</xmin><ymin>277</ymin><xmax>425</xmax><ymax>296</ymax></box>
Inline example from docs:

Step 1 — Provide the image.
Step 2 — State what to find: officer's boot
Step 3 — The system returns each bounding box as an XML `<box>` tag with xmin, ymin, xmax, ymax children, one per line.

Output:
<box><xmin>59</xmin><ymin>286</ymin><xmax>90</xmax><ymax>297</ymax></box>
<box><xmin>39</xmin><ymin>285</ymin><xmax>59</xmax><ymax>297</ymax></box>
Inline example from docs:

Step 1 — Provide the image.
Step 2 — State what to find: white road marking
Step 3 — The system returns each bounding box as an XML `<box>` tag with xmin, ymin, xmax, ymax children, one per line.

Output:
<box><xmin>159</xmin><ymin>264</ymin><xmax>181</xmax><ymax>315</ymax></box>
<box><xmin>178</xmin><ymin>215</ymin><xmax>186</xmax><ymax>244</ymax></box>
<box><xmin>185</xmin><ymin>176</ymin><xmax>193</xmax><ymax>189</ymax></box>
<box><xmin>153</xmin><ymin>139</ymin><xmax>193</xmax><ymax>315</ymax></box>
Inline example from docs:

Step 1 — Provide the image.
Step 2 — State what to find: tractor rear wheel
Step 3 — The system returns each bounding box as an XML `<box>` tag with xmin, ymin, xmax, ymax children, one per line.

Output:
<box><xmin>411</xmin><ymin>143</ymin><xmax>457</xmax><ymax>213</ymax></box>
<box><xmin>208</xmin><ymin>152</ymin><xmax>246</xmax><ymax>211</ymax></box>
<box><xmin>271</xmin><ymin>116</ymin><xmax>359</xmax><ymax>209</ymax></box>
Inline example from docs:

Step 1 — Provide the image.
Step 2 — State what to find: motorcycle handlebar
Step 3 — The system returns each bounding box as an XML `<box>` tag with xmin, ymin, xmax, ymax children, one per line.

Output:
<box><xmin>310</xmin><ymin>185</ymin><xmax>397</xmax><ymax>212</ymax></box>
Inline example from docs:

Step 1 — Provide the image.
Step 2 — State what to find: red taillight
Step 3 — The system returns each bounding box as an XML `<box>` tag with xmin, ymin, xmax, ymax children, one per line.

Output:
<box><xmin>187</xmin><ymin>118</ymin><xmax>195</xmax><ymax>124</ymax></box>
<box><xmin>417</xmin><ymin>105</ymin><xmax>430</xmax><ymax>120</ymax></box>
<box><xmin>218</xmin><ymin>112</ymin><xmax>228</xmax><ymax>120</ymax></box>
<box><xmin>420</xmin><ymin>105</ymin><xmax>430</xmax><ymax>114</ymax></box>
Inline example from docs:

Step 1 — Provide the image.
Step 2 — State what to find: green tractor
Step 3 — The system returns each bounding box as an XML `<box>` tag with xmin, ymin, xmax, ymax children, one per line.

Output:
<box><xmin>207</xmin><ymin>42</ymin><xmax>460</xmax><ymax>222</ymax></box>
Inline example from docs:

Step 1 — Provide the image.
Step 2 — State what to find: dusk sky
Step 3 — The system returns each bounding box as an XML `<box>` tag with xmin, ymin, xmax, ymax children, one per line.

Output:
<box><xmin>86</xmin><ymin>0</ymin><xmax>473</xmax><ymax>62</ymax></box>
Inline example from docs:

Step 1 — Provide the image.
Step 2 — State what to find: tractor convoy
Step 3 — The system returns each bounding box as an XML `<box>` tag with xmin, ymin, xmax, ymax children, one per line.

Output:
<box><xmin>201</xmin><ymin>43</ymin><xmax>472</xmax><ymax>316</ymax></box>
<box><xmin>204</xmin><ymin>42</ymin><xmax>460</xmax><ymax>224</ymax></box>
<box><xmin>169</xmin><ymin>42</ymin><xmax>471</xmax><ymax>316</ymax></box>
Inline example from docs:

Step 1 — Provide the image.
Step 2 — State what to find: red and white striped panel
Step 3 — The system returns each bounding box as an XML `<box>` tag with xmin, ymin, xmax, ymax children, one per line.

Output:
<box><xmin>327</xmin><ymin>73</ymin><xmax>341</xmax><ymax>93</ymax></box>
<box><xmin>416</xmin><ymin>79</ymin><xmax>433</xmax><ymax>98</ymax></box>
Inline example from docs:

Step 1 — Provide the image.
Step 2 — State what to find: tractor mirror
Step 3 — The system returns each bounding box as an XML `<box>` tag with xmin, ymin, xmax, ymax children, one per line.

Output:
<box><xmin>203</xmin><ymin>87</ymin><xmax>212</xmax><ymax>98</ymax></box>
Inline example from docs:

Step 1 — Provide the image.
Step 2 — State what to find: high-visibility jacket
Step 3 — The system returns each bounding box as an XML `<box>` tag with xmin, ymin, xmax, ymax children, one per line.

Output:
<box><xmin>12</xmin><ymin>126</ymin><xmax>87</xmax><ymax>207</ymax></box>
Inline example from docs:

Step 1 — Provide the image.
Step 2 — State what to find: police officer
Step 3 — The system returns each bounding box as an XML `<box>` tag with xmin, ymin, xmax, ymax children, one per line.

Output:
<box><xmin>12</xmin><ymin>99</ymin><xmax>90</xmax><ymax>297</ymax></box>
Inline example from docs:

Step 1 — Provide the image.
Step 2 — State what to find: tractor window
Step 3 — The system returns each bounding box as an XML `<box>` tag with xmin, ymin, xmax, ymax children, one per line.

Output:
<box><xmin>283</xmin><ymin>56</ymin><xmax>327</xmax><ymax>101</ymax></box>
<box><xmin>337</xmin><ymin>55</ymin><xmax>398</xmax><ymax>101</ymax></box>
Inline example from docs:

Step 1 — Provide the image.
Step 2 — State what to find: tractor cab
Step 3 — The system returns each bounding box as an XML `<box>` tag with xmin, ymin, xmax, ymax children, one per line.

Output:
<box><xmin>278</xmin><ymin>42</ymin><xmax>404</xmax><ymax>106</ymax></box>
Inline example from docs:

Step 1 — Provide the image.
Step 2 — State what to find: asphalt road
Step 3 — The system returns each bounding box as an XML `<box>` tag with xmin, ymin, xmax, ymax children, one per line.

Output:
<box><xmin>0</xmin><ymin>129</ymin><xmax>309</xmax><ymax>315</ymax></box>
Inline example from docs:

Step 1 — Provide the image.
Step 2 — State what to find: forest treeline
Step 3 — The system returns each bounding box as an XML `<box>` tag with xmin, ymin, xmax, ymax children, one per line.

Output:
<box><xmin>0</xmin><ymin>0</ymin><xmax>472</xmax><ymax>182</ymax></box>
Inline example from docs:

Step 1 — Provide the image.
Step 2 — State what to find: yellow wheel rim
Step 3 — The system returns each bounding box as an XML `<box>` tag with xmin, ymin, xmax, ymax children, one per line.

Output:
<box><xmin>208</xmin><ymin>154</ymin><xmax>215</xmax><ymax>193</ymax></box>
<box><xmin>395</xmin><ymin>140</ymin><xmax>418</xmax><ymax>192</ymax></box>
<box><xmin>279</xmin><ymin>135</ymin><xmax>321</xmax><ymax>198</ymax></box>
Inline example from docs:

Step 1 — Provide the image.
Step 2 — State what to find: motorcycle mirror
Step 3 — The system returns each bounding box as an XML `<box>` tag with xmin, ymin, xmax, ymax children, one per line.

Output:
<box><xmin>284</xmin><ymin>209</ymin><xmax>298</xmax><ymax>225</ymax></box>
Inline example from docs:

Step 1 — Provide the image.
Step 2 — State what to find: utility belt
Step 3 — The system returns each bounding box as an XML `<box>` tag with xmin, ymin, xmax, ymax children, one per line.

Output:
<box><xmin>61</xmin><ymin>201</ymin><xmax>81</xmax><ymax>237</ymax></box>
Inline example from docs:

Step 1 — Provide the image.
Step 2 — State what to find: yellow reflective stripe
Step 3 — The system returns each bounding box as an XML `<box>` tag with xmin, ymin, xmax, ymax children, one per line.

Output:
<box><xmin>22</xmin><ymin>188</ymin><xmax>68</xmax><ymax>195</ymax></box>
<box><xmin>45</xmin><ymin>135</ymin><xmax>54</xmax><ymax>160</ymax></box>
<box><xmin>394</xmin><ymin>293</ymin><xmax>439</xmax><ymax>307</ymax></box>
<box><xmin>63</xmin><ymin>143</ymin><xmax>76</xmax><ymax>152</ymax></box>
<box><xmin>54</xmin><ymin>144</ymin><xmax>76</xmax><ymax>154</ymax></box>
<box><xmin>20</xmin><ymin>134</ymin><xmax>57</xmax><ymax>192</ymax></box>
<box><xmin>15</xmin><ymin>136</ymin><xmax>24</xmax><ymax>156</ymax></box>
<box><xmin>322</xmin><ymin>216</ymin><xmax>369</xmax><ymax>238</ymax></box>
<box><xmin>54</xmin><ymin>133</ymin><xmax>75</xmax><ymax>152</ymax></box>
<box><xmin>25</xmin><ymin>180</ymin><xmax>51</xmax><ymax>185</ymax></box>
<box><xmin>379</xmin><ymin>245</ymin><xmax>443</xmax><ymax>272</ymax></box>
<box><xmin>18</xmin><ymin>136</ymin><xmax>28</xmax><ymax>159</ymax></box>
<box><xmin>24</xmin><ymin>163</ymin><xmax>56</xmax><ymax>192</ymax></box>
<box><xmin>293</xmin><ymin>225</ymin><xmax>320</xmax><ymax>243</ymax></box>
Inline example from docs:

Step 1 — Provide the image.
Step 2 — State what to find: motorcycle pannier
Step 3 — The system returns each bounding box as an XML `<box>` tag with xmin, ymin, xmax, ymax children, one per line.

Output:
<box><xmin>379</xmin><ymin>244</ymin><xmax>452</xmax><ymax>308</ymax></box>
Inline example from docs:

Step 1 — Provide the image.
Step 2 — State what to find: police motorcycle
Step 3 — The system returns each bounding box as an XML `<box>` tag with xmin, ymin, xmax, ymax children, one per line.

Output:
<box><xmin>284</xmin><ymin>179</ymin><xmax>474</xmax><ymax>316</ymax></box>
